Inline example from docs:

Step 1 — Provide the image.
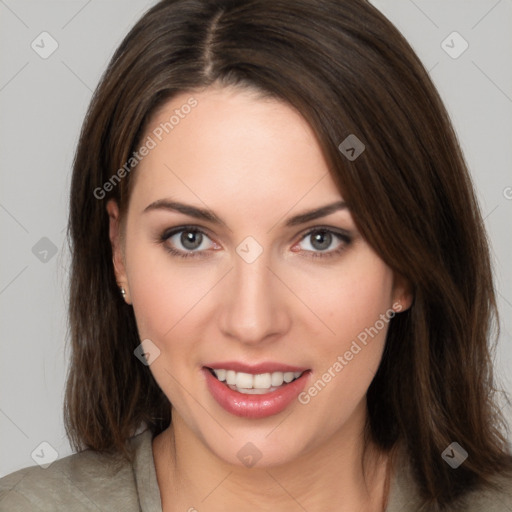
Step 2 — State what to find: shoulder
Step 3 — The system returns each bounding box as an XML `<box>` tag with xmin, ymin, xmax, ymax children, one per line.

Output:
<box><xmin>387</xmin><ymin>444</ymin><xmax>512</xmax><ymax>512</ymax></box>
<box><xmin>453</xmin><ymin>471</ymin><xmax>512</xmax><ymax>511</ymax></box>
<box><xmin>0</xmin><ymin>431</ymin><xmax>151</xmax><ymax>512</ymax></box>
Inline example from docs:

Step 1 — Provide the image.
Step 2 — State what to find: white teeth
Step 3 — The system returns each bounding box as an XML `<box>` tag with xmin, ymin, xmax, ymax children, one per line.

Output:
<box><xmin>228</xmin><ymin>385</ymin><xmax>276</xmax><ymax>395</ymax></box>
<box><xmin>271</xmin><ymin>372</ymin><xmax>284</xmax><ymax>386</ymax></box>
<box><xmin>213</xmin><ymin>369</ymin><xmax>226</xmax><ymax>381</ymax></box>
<box><xmin>283</xmin><ymin>372</ymin><xmax>295</xmax><ymax>383</ymax></box>
<box><xmin>253</xmin><ymin>373</ymin><xmax>272</xmax><ymax>388</ymax></box>
<box><xmin>210</xmin><ymin>368</ymin><xmax>304</xmax><ymax>390</ymax></box>
<box><xmin>235</xmin><ymin>372</ymin><xmax>254</xmax><ymax>389</ymax></box>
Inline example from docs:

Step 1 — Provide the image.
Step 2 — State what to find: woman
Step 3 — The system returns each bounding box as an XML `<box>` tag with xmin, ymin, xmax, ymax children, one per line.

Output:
<box><xmin>1</xmin><ymin>0</ymin><xmax>511</xmax><ymax>510</ymax></box>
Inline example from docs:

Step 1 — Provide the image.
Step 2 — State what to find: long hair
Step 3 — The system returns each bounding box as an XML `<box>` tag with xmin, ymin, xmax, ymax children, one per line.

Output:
<box><xmin>64</xmin><ymin>0</ymin><xmax>512</xmax><ymax>507</ymax></box>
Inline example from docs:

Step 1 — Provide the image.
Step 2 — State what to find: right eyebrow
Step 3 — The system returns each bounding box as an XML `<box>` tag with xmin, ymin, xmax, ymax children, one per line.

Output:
<box><xmin>142</xmin><ymin>199</ymin><xmax>223</xmax><ymax>224</ymax></box>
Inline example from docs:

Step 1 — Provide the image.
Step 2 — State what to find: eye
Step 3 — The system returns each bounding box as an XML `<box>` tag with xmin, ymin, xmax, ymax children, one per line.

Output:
<box><xmin>159</xmin><ymin>226</ymin><xmax>219</xmax><ymax>258</ymax></box>
<box><xmin>293</xmin><ymin>228</ymin><xmax>352</xmax><ymax>258</ymax></box>
<box><xmin>158</xmin><ymin>226</ymin><xmax>352</xmax><ymax>260</ymax></box>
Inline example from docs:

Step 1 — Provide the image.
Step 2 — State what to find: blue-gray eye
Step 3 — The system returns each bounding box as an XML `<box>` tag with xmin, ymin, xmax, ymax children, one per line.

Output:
<box><xmin>161</xmin><ymin>227</ymin><xmax>215</xmax><ymax>255</ymax></box>
<box><xmin>299</xmin><ymin>230</ymin><xmax>341</xmax><ymax>252</ymax></box>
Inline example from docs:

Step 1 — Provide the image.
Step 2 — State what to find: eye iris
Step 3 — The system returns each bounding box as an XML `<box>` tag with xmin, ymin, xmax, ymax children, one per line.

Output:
<box><xmin>181</xmin><ymin>230</ymin><xmax>202</xmax><ymax>250</ymax></box>
<box><xmin>311</xmin><ymin>231</ymin><xmax>332</xmax><ymax>251</ymax></box>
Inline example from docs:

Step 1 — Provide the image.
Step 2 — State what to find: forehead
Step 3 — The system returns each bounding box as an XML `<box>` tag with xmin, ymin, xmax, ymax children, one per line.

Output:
<box><xmin>129</xmin><ymin>86</ymin><xmax>343</xmax><ymax>217</ymax></box>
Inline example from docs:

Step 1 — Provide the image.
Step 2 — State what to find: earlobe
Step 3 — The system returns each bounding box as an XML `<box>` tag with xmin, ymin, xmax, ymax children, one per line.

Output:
<box><xmin>392</xmin><ymin>272</ymin><xmax>413</xmax><ymax>313</ymax></box>
<box><xmin>106</xmin><ymin>199</ymin><xmax>131</xmax><ymax>304</ymax></box>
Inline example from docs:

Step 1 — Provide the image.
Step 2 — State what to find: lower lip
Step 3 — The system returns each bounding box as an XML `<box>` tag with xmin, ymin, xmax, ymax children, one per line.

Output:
<box><xmin>203</xmin><ymin>367</ymin><xmax>310</xmax><ymax>419</ymax></box>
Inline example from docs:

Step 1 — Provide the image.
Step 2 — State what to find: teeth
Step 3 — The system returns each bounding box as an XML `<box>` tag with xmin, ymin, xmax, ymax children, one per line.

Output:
<box><xmin>283</xmin><ymin>372</ymin><xmax>295</xmax><ymax>383</ymax></box>
<box><xmin>271</xmin><ymin>372</ymin><xmax>284</xmax><ymax>386</ymax></box>
<box><xmin>211</xmin><ymin>369</ymin><xmax>303</xmax><ymax>391</ymax></box>
<box><xmin>226</xmin><ymin>370</ymin><xmax>236</xmax><ymax>385</ymax></box>
<box><xmin>213</xmin><ymin>369</ymin><xmax>226</xmax><ymax>382</ymax></box>
<box><xmin>235</xmin><ymin>372</ymin><xmax>253</xmax><ymax>389</ymax></box>
<box><xmin>254</xmin><ymin>373</ymin><xmax>271</xmax><ymax>388</ymax></box>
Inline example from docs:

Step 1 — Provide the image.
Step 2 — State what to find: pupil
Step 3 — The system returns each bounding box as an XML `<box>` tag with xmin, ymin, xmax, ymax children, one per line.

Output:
<box><xmin>181</xmin><ymin>231</ymin><xmax>202</xmax><ymax>250</ymax></box>
<box><xmin>311</xmin><ymin>231</ymin><xmax>331</xmax><ymax>251</ymax></box>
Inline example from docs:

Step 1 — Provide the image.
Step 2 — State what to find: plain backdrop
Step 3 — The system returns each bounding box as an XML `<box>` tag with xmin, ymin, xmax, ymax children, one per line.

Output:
<box><xmin>1</xmin><ymin>0</ymin><xmax>511</xmax><ymax>476</ymax></box>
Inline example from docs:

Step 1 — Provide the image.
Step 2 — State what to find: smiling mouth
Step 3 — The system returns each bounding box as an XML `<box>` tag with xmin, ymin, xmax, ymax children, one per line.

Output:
<box><xmin>206</xmin><ymin>367</ymin><xmax>306</xmax><ymax>395</ymax></box>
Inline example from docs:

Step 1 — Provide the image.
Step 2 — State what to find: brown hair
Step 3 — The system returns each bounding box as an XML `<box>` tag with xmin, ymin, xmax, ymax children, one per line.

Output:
<box><xmin>64</xmin><ymin>0</ymin><xmax>512</xmax><ymax>507</ymax></box>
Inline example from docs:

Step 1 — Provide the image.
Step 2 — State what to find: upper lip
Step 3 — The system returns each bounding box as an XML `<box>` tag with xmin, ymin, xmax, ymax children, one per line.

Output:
<box><xmin>204</xmin><ymin>361</ymin><xmax>309</xmax><ymax>374</ymax></box>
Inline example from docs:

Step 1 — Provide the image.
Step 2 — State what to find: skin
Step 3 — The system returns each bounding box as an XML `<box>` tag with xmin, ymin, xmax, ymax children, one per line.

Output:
<box><xmin>108</xmin><ymin>85</ymin><xmax>412</xmax><ymax>512</ymax></box>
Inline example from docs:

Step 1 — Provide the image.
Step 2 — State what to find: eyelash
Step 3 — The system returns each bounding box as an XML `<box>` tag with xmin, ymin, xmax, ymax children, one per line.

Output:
<box><xmin>157</xmin><ymin>225</ymin><xmax>352</xmax><ymax>260</ymax></box>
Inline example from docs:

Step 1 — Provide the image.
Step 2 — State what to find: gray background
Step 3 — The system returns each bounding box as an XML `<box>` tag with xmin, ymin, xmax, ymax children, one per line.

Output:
<box><xmin>1</xmin><ymin>0</ymin><xmax>511</xmax><ymax>476</ymax></box>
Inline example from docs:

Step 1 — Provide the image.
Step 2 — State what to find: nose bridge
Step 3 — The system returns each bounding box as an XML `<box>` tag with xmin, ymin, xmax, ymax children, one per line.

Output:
<box><xmin>219</xmin><ymin>245</ymin><xmax>288</xmax><ymax>343</ymax></box>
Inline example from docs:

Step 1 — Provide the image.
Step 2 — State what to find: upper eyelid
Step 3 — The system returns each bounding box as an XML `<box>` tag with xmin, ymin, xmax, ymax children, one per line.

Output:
<box><xmin>301</xmin><ymin>225</ymin><xmax>351</xmax><ymax>237</ymax></box>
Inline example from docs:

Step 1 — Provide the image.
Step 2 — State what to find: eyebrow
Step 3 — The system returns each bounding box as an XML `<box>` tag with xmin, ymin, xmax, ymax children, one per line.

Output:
<box><xmin>142</xmin><ymin>199</ymin><xmax>347</xmax><ymax>227</ymax></box>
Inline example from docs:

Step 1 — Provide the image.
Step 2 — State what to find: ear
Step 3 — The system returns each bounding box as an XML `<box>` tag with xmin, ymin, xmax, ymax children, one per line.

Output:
<box><xmin>106</xmin><ymin>199</ymin><xmax>131</xmax><ymax>304</ymax></box>
<box><xmin>391</xmin><ymin>272</ymin><xmax>413</xmax><ymax>314</ymax></box>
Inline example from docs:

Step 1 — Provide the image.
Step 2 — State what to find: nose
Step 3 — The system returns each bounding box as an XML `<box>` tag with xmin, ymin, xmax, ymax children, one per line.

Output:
<box><xmin>218</xmin><ymin>249</ymin><xmax>291</xmax><ymax>345</ymax></box>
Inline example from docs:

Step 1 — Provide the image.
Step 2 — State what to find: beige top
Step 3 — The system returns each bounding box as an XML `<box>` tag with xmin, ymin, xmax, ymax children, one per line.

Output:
<box><xmin>1</xmin><ymin>429</ymin><xmax>511</xmax><ymax>511</ymax></box>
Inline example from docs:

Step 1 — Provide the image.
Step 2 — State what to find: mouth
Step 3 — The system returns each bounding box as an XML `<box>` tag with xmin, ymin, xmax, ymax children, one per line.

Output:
<box><xmin>202</xmin><ymin>363</ymin><xmax>311</xmax><ymax>419</ymax></box>
<box><xmin>206</xmin><ymin>367</ymin><xmax>305</xmax><ymax>394</ymax></box>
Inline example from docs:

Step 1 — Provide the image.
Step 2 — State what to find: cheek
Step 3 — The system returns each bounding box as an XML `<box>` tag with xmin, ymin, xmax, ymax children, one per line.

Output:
<box><xmin>333</xmin><ymin>270</ymin><xmax>393</xmax><ymax>342</ymax></box>
<box><xmin>298</xmin><ymin>251</ymin><xmax>394</xmax><ymax>397</ymax></box>
<box><xmin>125</xmin><ymin>242</ymin><xmax>214</xmax><ymax>398</ymax></box>
<box><xmin>124</xmin><ymin>234</ymin><xmax>178</xmax><ymax>336</ymax></box>
<box><xmin>301</xmin><ymin>249</ymin><xmax>394</xmax><ymax>347</ymax></box>
<box><xmin>125</xmin><ymin>236</ymin><xmax>222</xmax><ymax>348</ymax></box>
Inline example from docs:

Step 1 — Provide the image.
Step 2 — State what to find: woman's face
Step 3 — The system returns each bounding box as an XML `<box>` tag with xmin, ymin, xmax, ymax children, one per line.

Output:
<box><xmin>108</xmin><ymin>85</ymin><xmax>409</xmax><ymax>467</ymax></box>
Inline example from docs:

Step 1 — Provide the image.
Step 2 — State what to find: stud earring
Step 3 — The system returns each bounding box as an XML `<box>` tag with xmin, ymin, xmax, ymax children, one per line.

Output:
<box><xmin>120</xmin><ymin>287</ymin><xmax>126</xmax><ymax>298</ymax></box>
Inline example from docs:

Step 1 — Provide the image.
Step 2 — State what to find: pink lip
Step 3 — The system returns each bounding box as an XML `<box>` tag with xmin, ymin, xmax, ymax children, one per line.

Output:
<box><xmin>202</xmin><ymin>367</ymin><xmax>311</xmax><ymax>419</ymax></box>
<box><xmin>204</xmin><ymin>361</ymin><xmax>309</xmax><ymax>374</ymax></box>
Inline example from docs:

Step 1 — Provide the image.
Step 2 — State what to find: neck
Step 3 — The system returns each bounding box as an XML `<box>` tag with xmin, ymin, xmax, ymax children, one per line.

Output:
<box><xmin>153</xmin><ymin>404</ymin><xmax>392</xmax><ymax>512</ymax></box>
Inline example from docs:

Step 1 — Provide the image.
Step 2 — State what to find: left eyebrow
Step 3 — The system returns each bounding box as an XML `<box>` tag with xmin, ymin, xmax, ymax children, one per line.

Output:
<box><xmin>284</xmin><ymin>200</ymin><xmax>348</xmax><ymax>227</ymax></box>
<box><xmin>142</xmin><ymin>199</ymin><xmax>348</xmax><ymax>227</ymax></box>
